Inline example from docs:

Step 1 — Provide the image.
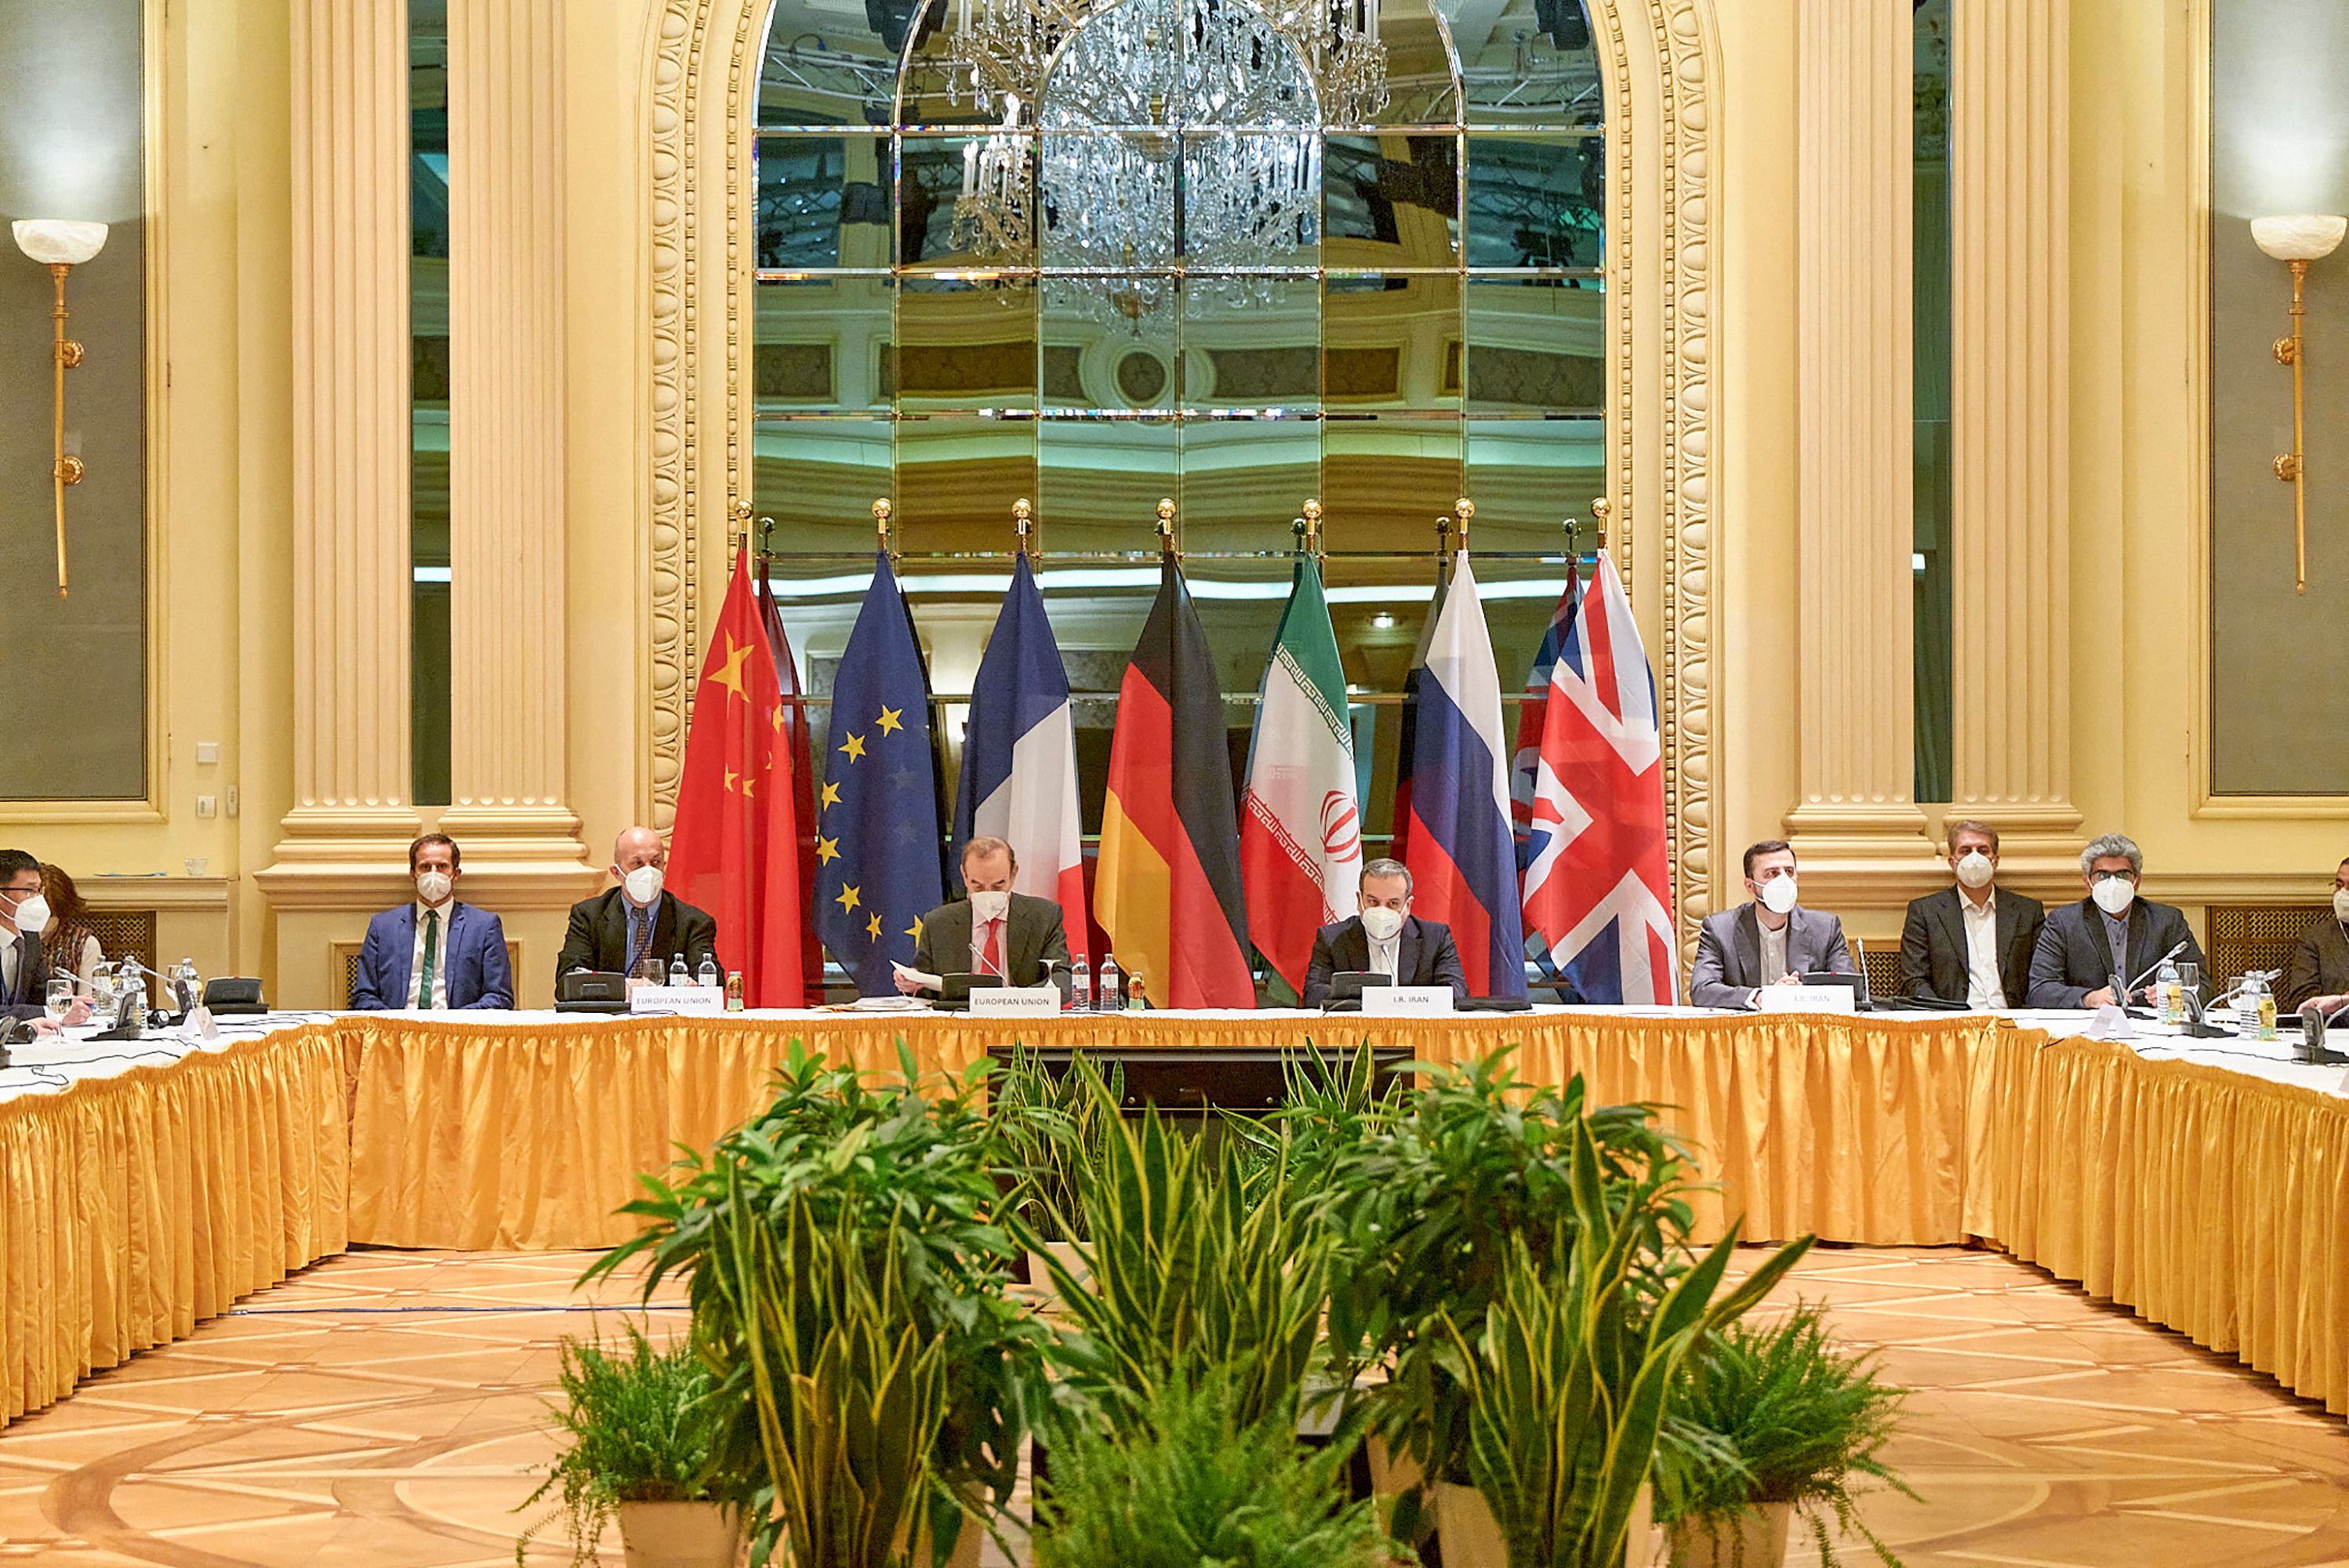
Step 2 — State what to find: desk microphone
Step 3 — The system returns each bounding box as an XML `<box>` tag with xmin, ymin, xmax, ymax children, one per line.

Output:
<box><xmin>2119</xmin><ymin>940</ymin><xmax>2190</xmax><ymax>1002</ymax></box>
<box><xmin>2296</xmin><ymin>999</ymin><xmax>2349</xmax><ymax>1063</ymax></box>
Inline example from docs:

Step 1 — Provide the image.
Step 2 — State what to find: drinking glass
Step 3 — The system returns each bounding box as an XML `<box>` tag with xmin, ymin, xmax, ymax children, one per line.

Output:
<box><xmin>89</xmin><ymin>964</ymin><xmax>115</xmax><ymax>1016</ymax></box>
<box><xmin>2178</xmin><ymin>962</ymin><xmax>2201</xmax><ymax>1001</ymax></box>
<box><xmin>44</xmin><ymin>977</ymin><xmax>72</xmax><ymax>1025</ymax></box>
<box><xmin>635</xmin><ymin>955</ymin><xmax>666</xmax><ymax>985</ymax></box>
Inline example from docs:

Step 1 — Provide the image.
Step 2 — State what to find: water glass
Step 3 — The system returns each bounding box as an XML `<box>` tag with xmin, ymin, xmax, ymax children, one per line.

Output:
<box><xmin>44</xmin><ymin>977</ymin><xmax>72</xmax><ymax>1025</ymax></box>
<box><xmin>635</xmin><ymin>955</ymin><xmax>666</xmax><ymax>985</ymax></box>
<box><xmin>2178</xmin><ymin>962</ymin><xmax>2201</xmax><ymax>1002</ymax></box>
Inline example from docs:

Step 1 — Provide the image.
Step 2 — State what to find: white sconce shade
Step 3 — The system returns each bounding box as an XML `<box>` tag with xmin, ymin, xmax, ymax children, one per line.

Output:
<box><xmin>2252</xmin><ymin>214</ymin><xmax>2347</xmax><ymax>262</ymax></box>
<box><xmin>11</xmin><ymin>220</ymin><xmax>109</xmax><ymax>266</ymax></box>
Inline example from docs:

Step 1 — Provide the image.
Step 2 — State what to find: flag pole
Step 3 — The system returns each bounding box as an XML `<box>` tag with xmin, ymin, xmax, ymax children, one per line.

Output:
<box><xmin>1156</xmin><ymin>496</ymin><xmax>1178</xmax><ymax>560</ymax></box>
<box><xmin>1454</xmin><ymin>495</ymin><xmax>1474</xmax><ymax>554</ymax></box>
<box><xmin>1014</xmin><ymin>495</ymin><xmax>1035</xmax><ymax>559</ymax></box>
<box><xmin>1298</xmin><ymin>497</ymin><xmax>1323</xmax><ymax>561</ymax></box>
<box><xmin>873</xmin><ymin>496</ymin><xmax>894</xmax><ymax>561</ymax></box>
<box><xmin>731</xmin><ymin>499</ymin><xmax>752</xmax><ymax>567</ymax></box>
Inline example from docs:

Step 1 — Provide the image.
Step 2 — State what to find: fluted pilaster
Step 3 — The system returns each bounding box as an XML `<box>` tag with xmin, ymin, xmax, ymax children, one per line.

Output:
<box><xmin>436</xmin><ymin>0</ymin><xmax>591</xmax><ymax>872</ymax></box>
<box><xmin>1784</xmin><ymin>0</ymin><xmax>1935</xmax><ymax>871</ymax></box>
<box><xmin>1948</xmin><ymin>0</ymin><xmax>2082</xmax><ymax>856</ymax></box>
<box><xmin>266</xmin><ymin>0</ymin><xmax>423</xmax><ymax>869</ymax></box>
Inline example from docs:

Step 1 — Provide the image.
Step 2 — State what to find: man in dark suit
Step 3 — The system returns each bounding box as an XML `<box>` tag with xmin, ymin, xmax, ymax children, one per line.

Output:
<box><xmin>2279</xmin><ymin>856</ymin><xmax>2349</xmax><ymax>1014</ymax></box>
<box><xmin>2026</xmin><ymin>832</ymin><xmax>2203</xmax><ymax>1008</ymax></box>
<box><xmin>1897</xmin><ymin>819</ymin><xmax>2045</xmax><ymax>1008</ymax></box>
<box><xmin>1301</xmin><ymin>858</ymin><xmax>1469</xmax><ymax>1009</ymax></box>
<box><xmin>350</xmin><ymin>833</ymin><xmax>515</xmax><ymax>1010</ymax></box>
<box><xmin>1690</xmin><ymin>840</ymin><xmax>1854</xmax><ymax>1009</ymax></box>
<box><xmin>897</xmin><ymin>837</ymin><xmax>1071</xmax><ymax>993</ymax></box>
<box><xmin>556</xmin><ymin>826</ymin><xmax>721</xmax><ymax>986</ymax></box>
<box><xmin>0</xmin><ymin>848</ymin><xmax>85</xmax><ymax>1028</ymax></box>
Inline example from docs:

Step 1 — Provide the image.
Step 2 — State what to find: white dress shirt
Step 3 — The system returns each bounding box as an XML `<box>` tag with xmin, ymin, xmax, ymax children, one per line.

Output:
<box><xmin>1960</xmin><ymin>890</ymin><xmax>2006</xmax><ymax>1009</ymax></box>
<box><xmin>1367</xmin><ymin>928</ymin><xmax>1400</xmax><ymax>981</ymax></box>
<box><xmin>407</xmin><ymin>902</ymin><xmax>453</xmax><ymax>1010</ymax></box>
<box><xmin>1758</xmin><ymin>917</ymin><xmax>1790</xmax><ymax>987</ymax></box>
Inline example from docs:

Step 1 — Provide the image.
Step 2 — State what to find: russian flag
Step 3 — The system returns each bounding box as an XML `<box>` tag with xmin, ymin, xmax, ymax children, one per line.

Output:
<box><xmin>950</xmin><ymin>553</ymin><xmax>1089</xmax><ymax>966</ymax></box>
<box><xmin>1401</xmin><ymin>551</ymin><xmax>1526</xmax><ymax>998</ymax></box>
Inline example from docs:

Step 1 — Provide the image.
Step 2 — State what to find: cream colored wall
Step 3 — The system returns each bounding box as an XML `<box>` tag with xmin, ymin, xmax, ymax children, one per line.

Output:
<box><xmin>21</xmin><ymin>0</ymin><xmax>2317</xmax><ymax>1003</ymax></box>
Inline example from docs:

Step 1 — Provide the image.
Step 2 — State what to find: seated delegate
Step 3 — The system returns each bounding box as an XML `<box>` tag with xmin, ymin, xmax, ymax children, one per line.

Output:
<box><xmin>1300</xmin><ymin>858</ymin><xmax>1468</xmax><ymax>1008</ymax></box>
<box><xmin>2025</xmin><ymin>833</ymin><xmax>2202</xmax><ymax>1008</ymax></box>
<box><xmin>1689</xmin><ymin>840</ymin><xmax>1853</xmax><ymax>1009</ymax></box>
<box><xmin>350</xmin><ymin>833</ymin><xmax>514</xmax><ymax>1011</ymax></box>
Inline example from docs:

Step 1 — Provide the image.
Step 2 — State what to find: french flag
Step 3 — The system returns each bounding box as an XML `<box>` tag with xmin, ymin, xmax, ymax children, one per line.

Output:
<box><xmin>1402</xmin><ymin>551</ymin><xmax>1526</xmax><ymax>998</ymax></box>
<box><xmin>951</xmin><ymin>553</ymin><xmax>1090</xmax><ymax>966</ymax></box>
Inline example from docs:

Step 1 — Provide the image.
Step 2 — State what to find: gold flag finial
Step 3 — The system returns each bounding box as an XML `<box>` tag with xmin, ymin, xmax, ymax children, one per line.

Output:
<box><xmin>1013</xmin><ymin>497</ymin><xmax>1033</xmax><ymax>554</ymax></box>
<box><xmin>1589</xmin><ymin>494</ymin><xmax>1610</xmax><ymax>547</ymax></box>
<box><xmin>1156</xmin><ymin>497</ymin><xmax>1176</xmax><ymax>553</ymax></box>
<box><xmin>872</xmin><ymin>496</ymin><xmax>892</xmax><ymax>550</ymax></box>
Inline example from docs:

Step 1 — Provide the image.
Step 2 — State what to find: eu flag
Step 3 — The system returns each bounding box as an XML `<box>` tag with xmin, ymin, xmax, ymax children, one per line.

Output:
<box><xmin>816</xmin><ymin>553</ymin><xmax>945</xmax><ymax>994</ymax></box>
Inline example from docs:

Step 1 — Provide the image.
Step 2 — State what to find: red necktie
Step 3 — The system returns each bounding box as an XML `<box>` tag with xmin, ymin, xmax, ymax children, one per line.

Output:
<box><xmin>981</xmin><ymin>916</ymin><xmax>1004</xmax><ymax>978</ymax></box>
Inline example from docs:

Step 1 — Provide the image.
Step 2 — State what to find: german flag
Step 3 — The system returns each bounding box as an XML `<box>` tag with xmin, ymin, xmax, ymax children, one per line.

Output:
<box><xmin>1098</xmin><ymin>557</ymin><xmax>1254</xmax><ymax>1008</ymax></box>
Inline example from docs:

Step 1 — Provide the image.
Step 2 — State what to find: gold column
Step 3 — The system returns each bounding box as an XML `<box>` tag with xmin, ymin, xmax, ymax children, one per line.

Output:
<box><xmin>263</xmin><ymin>0</ymin><xmax>423</xmax><ymax>877</ymax></box>
<box><xmin>1948</xmin><ymin>0</ymin><xmax>2082</xmax><ymax>863</ymax></box>
<box><xmin>1783</xmin><ymin>0</ymin><xmax>1937</xmax><ymax>883</ymax></box>
<box><xmin>435</xmin><ymin>0</ymin><xmax>594</xmax><ymax>877</ymax></box>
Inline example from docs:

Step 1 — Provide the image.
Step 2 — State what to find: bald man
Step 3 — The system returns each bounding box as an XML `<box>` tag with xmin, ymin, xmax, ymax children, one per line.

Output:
<box><xmin>556</xmin><ymin>826</ymin><xmax>720</xmax><ymax>987</ymax></box>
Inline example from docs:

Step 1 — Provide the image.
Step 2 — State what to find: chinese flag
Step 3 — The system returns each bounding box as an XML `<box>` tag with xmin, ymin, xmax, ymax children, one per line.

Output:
<box><xmin>668</xmin><ymin>550</ymin><xmax>806</xmax><ymax>1005</ymax></box>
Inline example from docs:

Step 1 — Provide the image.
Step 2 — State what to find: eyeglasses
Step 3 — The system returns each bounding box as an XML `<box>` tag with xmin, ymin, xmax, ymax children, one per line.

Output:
<box><xmin>2089</xmin><ymin>869</ymin><xmax>2137</xmax><ymax>882</ymax></box>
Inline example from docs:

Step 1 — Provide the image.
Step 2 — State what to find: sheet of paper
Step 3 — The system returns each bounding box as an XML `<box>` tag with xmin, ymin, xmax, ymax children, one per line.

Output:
<box><xmin>891</xmin><ymin>960</ymin><xmax>943</xmax><ymax>991</ymax></box>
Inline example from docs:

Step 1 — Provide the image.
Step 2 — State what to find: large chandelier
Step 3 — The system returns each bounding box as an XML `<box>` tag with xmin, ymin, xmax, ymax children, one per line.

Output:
<box><xmin>946</xmin><ymin>0</ymin><xmax>1388</xmax><ymax>326</ymax></box>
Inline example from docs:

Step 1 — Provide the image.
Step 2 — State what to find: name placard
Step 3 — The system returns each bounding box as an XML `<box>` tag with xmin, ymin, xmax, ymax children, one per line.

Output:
<box><xmin>633</xmin><ymin>984</ymin><xmax>726</xmax><ymax>1016</ymax></box>
<box><xmin>1360</xmin><ymin>985</ymin><xmax>1454</xmax><ymax>1018</ymax></box>
<box><xmin>971</xmin><ymin>987</ymin><xmax>1062</xmax><ymax>1018</ymax></box>
<box><xmin>1758</xmin><ymin>985</ymin><xmax>1854</xmax><ymax>1016</ymax></box>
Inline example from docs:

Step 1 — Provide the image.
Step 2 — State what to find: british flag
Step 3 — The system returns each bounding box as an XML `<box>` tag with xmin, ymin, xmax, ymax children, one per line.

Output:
<box><xmin>1516</xmin><ymin>553</ymin><xmax>1676</xmax><ymax>1005</ymax></box>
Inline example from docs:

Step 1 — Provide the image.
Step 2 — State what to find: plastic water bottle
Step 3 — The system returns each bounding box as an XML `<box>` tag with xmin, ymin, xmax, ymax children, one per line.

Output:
<box><xmin>725</xmin><ymin>971</ymin><xmax>746</xmax><ymax>1011</ymax></box>
<box><xmin>1071</xmin><ymin>955</ymin><xmax>1093</xmax><ymax>1013</ymax></box>
<box><xmin>2156</xmin><ymin>956</ymin><xmax>2182</xmax><ymax>1025</ymax></box>
<box><xmin>697</xmin><ymin>954</ymin><xmax>720</xmax><ymax>989</ymax></box>
<box><xmin>2250</xmin><ymin>973</ymin><xmax>2279</xmax><ymax>1041</ymax></box>
<box><xmin>669</xmin><ymin>953</ymin><xmax>688</xmax><ymax>987</ymax></box>
<box><xmin>174</xmin><ymin>957</ymin><xmax>199</xmax><ymax>1014</ymax></box>
<box><xmin>1098</xmin><ymin>953</ymin><xmax>1121</xmax><ymax>1013</ymax></box>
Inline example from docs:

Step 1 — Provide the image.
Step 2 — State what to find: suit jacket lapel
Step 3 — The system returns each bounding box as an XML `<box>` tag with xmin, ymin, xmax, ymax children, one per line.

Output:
<box><xmin>1734</xmin><ymin>905</ymin><xmax>1763</xmax><ymax>987</ymax></box>
<box><xmin>1397</xmin><ymin>919</ymin><xmax>1423</xmax><ymax>985</ymax></box>
<box><xmin>1337</xmin><ymin>920</ymin><xmax>1370</xmax><ymax>974</ymax></box>
<box><xmin>602</xmin><ymin>892</ymin><xmax>635</xmax><ymax>969</ymax></box>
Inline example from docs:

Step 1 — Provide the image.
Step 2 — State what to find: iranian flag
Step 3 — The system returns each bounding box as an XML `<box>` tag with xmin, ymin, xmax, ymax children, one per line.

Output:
<box><xmin>1240</xmin><ymin>555</ymin><xmax>1363</xmax><ymax>1000</ymax></box>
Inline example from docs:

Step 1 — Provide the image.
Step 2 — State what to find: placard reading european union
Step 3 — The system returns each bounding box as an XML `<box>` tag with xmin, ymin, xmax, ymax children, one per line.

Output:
<box><xmin>633</xmin><ymin>984</ymin><xmax>726</xmax><ymax>1016</ymax></box>
<box><xmin>1361</xmin><ymin>986</ymin><xmax>1454</xmax><ymax>1018</ymax></box>
<box><xmin>971</xmin><ymin>988</ymin><xmax>1062</xmax><ymax>1018</ymax></box>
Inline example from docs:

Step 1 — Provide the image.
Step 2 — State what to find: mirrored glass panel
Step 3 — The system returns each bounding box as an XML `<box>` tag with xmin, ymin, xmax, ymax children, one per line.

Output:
<box><xmin>754</xmin><ymin>419</ymin><xmax>898</xmax><ymax>537</ymax></box>
<box><xmin>1324</xmin><ymin>134</ymin><xmax>1459</xmax><ymax>270</ymax></box>
<box><xmin>895</xmin><ymin>274</ymin><xmax>1038</xmax><ymax>412</ymax></box>
<box><xmin>758</xmin><ymin>133</ymin><xmax>891</xmax><ymax>270</ymax></box>
<box><xmin>1324</xmin><ymin>272</ymin><xmax>1461</xmax><ymax>412</ymax></box>
<box><xmin>756</xmin><ymin>277</ymin><xmax>894</xmax><ymax>413</ymax></box>
<box><xmin>1464</xmin><ymin>132</ymin><xmax>1603</xmax><ymax>268</ymax></box>
<box><xmin>1038</xmin><ymin>416</ymin><xmax>1181</xmax><ymax>549</ymax></box>
<box><xmin>895</xmin><ymin>415</ymin><xmax>1039</xmax><ymax>535</ymax></box>
<box><xmin>1465</xmin><ymin>274</ymin><xmax>1599</xmax><ymax>414</ymax></box>
<box><xmin>1182</xmin><ymin>274</ymin><xmax>1319</xmax><ymax>412</ymax></box>
<box><xmin>1454</xmin><ymin>0</ymin><xmax>1603</xmax><ymax>131</ymax></box>
<box><xmin>1322</xmin><ymin>413</ymin><xmax>1462</xmax><ymax>539</ymax></box>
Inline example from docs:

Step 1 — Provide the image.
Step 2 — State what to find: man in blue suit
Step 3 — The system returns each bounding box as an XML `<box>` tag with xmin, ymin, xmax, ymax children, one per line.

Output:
<box><xmin>350</xmin><ymin>833</ymin><xmax>514</xmax><ymax>1011</ymax></box>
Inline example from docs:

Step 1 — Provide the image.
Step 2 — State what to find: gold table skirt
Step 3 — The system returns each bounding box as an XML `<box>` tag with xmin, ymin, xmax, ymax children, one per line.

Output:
<box><xmin>0</xmin><ymin>1026</ymin><xmax>347</xmax><ymax>1427</ymax></box>
<box><xmin>5</xmin><ymin>1012</ymin><xmax>2345</xmax><ymax>1428</ymax></box>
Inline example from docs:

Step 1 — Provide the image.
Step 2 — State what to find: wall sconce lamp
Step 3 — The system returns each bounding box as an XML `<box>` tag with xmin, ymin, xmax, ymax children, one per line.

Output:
<box><xmin>2253</xmin><ymin>214</ymin><xmax>2346</xmax><ymax>594</ymax></box>
<box><xmin>12</xmin><ymin>219</ymin><xmax>108</xmax><ymax>599</ymax></box>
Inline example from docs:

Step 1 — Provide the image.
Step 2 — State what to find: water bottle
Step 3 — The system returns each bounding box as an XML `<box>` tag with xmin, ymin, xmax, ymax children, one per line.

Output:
<box><xmin>1070</xmin><ymin>955</ymin><xmax>1093</xmax><ymax>1013</ymax></box>
<box><xmin>2156</xmin><ymin>956</ymin><xmax>2182</xmax><ymax>1025</ymax></box>
<box><xmin>697</xmin><ymin>954</ymin><xmax>720</xmax><ymax>990</ymax></box>
<box><xmin>174</xmin><ymin>957</ymin><xmax>199</xmax><ymax>1015</ymax></box>
<box><xmin>2252</xmin><ymin>974</ymin><xmax>2279</xmax><ymax>1041</ymax></box>
<box><xmin>1098</xmin><ymin>952</ymin><xmax>1121</xmax><ymax>1013</ymax></box>
<box><xmin>668</xmin><ymin>953</ymin><xmax>688</xmax><ymax>987</ymax></box>
<box><xmin>724</xmin><ymin>971</ymin><xmax>746</xmax><ymax>1011</ymax></box>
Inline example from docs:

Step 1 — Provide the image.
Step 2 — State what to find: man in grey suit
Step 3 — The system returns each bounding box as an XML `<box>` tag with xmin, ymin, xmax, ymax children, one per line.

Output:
<box><xmin>897</xmin><ymin>837</ymin><xmax>1072</xmax><ymax>993</ymax></box>
<box><xmin>1897</xmin><ymin>819</ymin><xmax>2045</xmax><ymax>1007</ymax></box>
<box><xmin>1690</xmin><ymin>840</ymin><xmax>1854</xmax><ymax>1009</ymax></box>
<box><xmin>2281</xmin><ymin>856</ymin><xmax>2349</xmax><ymax>1014</ymax></box>
<box><xmin>2025</xmin><ymin>832</ymin><xmax>2203</xmax><ymax>1008</ymax></box>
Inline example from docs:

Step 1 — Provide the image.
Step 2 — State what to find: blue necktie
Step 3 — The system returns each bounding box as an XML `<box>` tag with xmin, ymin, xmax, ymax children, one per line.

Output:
<box><xmin>623</xmin><ymin>906</ymin><xmax>652</xmax><ymax>975</ymax></box>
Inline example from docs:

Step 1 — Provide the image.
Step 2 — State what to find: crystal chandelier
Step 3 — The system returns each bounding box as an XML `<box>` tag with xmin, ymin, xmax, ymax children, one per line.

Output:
<box><xmin>946</xmin><ymin>0</ymin><xmax>1387</xmax><ymax>327</ymax></box>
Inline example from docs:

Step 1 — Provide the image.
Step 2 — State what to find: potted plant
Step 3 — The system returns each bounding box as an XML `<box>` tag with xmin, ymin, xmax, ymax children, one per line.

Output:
<box><xmin>591</xmin><ymin>1043</ymin><xmax>1042</xmax><ymax>1567</ymax></box>
<box><xmin>986</xmin><ymin>1047</ymin><xmax>1125</xmax><ymax>1294</ymax></box>
<box><xmin>1299</xmin><ymin>1054</ymin><xmax>1705</xmax><ymax>1548</ymax></box>
<box><xmin>1030</xmin><ymin>1363</ymin><xmax>1410</xmax><ymax>1568</ymax></box>
<box><xmin>515</xmin><ymin>1325</ymin><xmax>744</xmax><ymax>1568</ymax></box>
<box><xmin>1650</xmin><ymin>1306</ymin><xmax>1911</xmax><ymax>1568</ymax></box>
<box><xmin>1439</xmin><ymin>1113</ymin><xmax>1813</xmax><ymax>1568</ymax></box>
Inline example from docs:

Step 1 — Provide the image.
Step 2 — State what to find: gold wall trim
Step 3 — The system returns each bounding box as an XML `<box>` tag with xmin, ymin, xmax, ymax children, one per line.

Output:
<box><xmin>645</xmin><ymin>0</ymin><xmax>1723</xmax><ymax>953</ymax></box>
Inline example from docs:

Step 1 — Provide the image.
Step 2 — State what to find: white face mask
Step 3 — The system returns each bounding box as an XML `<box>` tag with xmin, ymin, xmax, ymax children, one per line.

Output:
<box><xmin>1955</xmin><ymin>851</ymin><xmax>1995</xmax><ymax>891</ymax></box>
<box><xmin>969</xmin><ymin>889</ymin><xmax>1010</xmax><ymax>923</ymax></box>
<box><xmin>1758</xmin><ymin>875</ymin><xmax>1799</xmax><ymax>916</ymax></box>
<box><xmin>623</xmin><ymin>865</ymin><xmax>665</xmax><ymax>906</ymax></box>
<box><xmin>416</xmin><ymin>870</ymin><xmax>454</xmax><ymax>906</ymax></box>
<box><xmin>2334</xmin><ymin>888</ymin><xmax>2349</xmax><ymax>924</ymax></box>
<box><xmin>1360</xmin><ymin>905</ymin><xmax>1404</xmax><ymax>942</ymax></box>
<box><xmin>7</xmin><ymin>893</ymin><xmax>49</xmax><ymax>934</ymax></box>
<box><xmin>2091</xmin><ymin>875</ymin><xmax>2136</xmax><ymax>916</ymax></box>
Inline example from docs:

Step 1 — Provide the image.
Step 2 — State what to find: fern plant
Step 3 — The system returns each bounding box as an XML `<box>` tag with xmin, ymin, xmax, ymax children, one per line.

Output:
<box><xmin>514</xmin><ymin>1325</ymin><xmax>736</xmax><ymax>1567</ymax></box>
<box><xmin>1651</xmin><ymin>1305</ymin><xmax>1913</xmax><ymax>1566</ymax></box>
<box><xmin>1029</xmin><ymin>1366</ymin><xmax>1409</xmax><ymax>1568</ymax></box>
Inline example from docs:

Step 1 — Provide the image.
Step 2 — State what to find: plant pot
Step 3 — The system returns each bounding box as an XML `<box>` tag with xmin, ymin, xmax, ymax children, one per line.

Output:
<box><xmin>1436</xmin><ymin>1481</ymin><xmax>1506</xmax><ymax>1566</ymax></box>
<box><xmin>1662</xmin><ymin>1502</ymin><xmax>1793</xmax><ymax>1568</ymax></box>
<box><xmin>615</xmin><ymin>1501</ymin><xmax>742</xmax><ymax>1568</ymax></box>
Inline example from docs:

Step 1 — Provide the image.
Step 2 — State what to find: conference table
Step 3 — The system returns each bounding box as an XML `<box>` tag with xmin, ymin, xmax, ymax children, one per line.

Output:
<box><xmin>2</xmin><ymin>1003</ymin><xmax>2344</xmax><ymax>1433</ymax></box>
